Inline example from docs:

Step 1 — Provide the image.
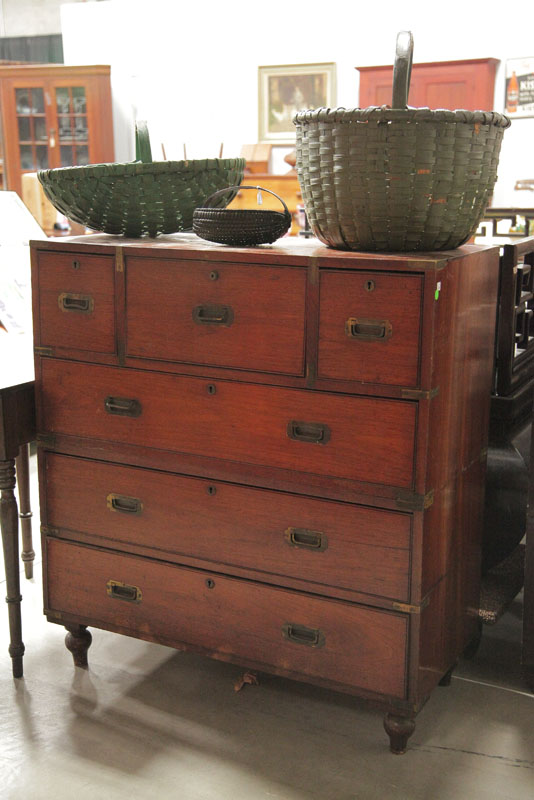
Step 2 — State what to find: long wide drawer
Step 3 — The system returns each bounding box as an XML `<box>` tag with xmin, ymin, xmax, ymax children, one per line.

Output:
<box><xmin>39</xmin><ymin>360</ymin><xmax>417</xmax><ymax>489</ymax></box>
<box><xmin>125</xmin><ymin>258</ymin><xmax>307</xmax><ymax>375</ymax></box>
<box><xmin>46</xmin><ymin>538</ymin><xmax>408</xmax><ymax>699</ymax></box>
<box><xmin>43</xmin><ymin>453</ymin><xmax>412</xmax><ymax>601</ymax></box>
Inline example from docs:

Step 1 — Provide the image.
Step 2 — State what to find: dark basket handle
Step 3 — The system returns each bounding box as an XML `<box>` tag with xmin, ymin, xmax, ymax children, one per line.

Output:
<box><xmin>135</xmin><ymin>120</ymin><xmax>153</xmax><ymax>163</ymax></box>
<box><xmin>201</xmin><ymin>185</ymin><xmax>291</xmax><ymax>218</ymax></box>
<box><xmin>392</xmin><ymin>31</ymin><xmax>414</xmax><ymax>109</ymax></box>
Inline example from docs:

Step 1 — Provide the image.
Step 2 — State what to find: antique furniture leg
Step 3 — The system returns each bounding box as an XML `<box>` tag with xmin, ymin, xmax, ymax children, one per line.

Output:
<box><xmin>383</xmin><ymin>713</ymin><xmax>416</xmax><ymax>755</ymax></box>
<box><xmin>0</xmin><ymin>460</ymin><xmax>25</xmax><ymax>678</ymax></box>
<box><xmin>65</xmin><ymin>624</ymin><xmax>92</xmax><ymax>668</ymax></box>
<box><xmin>15</xmin><ymin>443</ymin><xmax>34</xmax><ymax>580</ymax></box>
<box><xmin>438</xmin><ymin>662</ymin><xmax>457</xmax><ymax>686</ymax></box>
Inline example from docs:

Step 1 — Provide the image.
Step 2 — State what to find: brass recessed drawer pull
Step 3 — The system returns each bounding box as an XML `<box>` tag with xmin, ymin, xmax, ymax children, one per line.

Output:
<box><xmin>104</xmin><ymin>396</ymin><xmax>142</xmax><ymax>417</ymax></box>
<box><xmin>282</xmin><ymin>622</ymin><xmax>325</xmax><ymax>648</ymax></box>
<box><xmin>106</xmin><ymin>580</ymin><xmax>142</xmax><ymax>603</ymax></box>
<box><xmin>287</xmin><ymin>420</ymin><xmax>331</xmax><ymax>444</ymax></box>
<box><xmin>345</xmin><ymin>317</ymin><xmax>392</xmax><ymax>341</ymax></box>
<box><xmin>285</xmin><ymin>527</ymin><xmax>328</xmax><ymax>551</ymax></box>
<box><xmin>106</xmin><ymin>493</ymin><xmax>143</xmax><ymax>515</ymax></box>
<box><xmin>58</xmin><ymin>292</ymin><xmax>94</xmax><ymax>313</ymax></box>
<box><xmin>192</xmin><ymin>304</ymin><xmax>234</xmax><ymax>326</ymax></box>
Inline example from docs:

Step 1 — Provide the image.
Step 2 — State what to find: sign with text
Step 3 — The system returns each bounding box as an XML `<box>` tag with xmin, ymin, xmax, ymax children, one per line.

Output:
<box><xmin>505</xmin><ymin>58</ymin><xmax>534</xmax><ymax>117</ymax></box>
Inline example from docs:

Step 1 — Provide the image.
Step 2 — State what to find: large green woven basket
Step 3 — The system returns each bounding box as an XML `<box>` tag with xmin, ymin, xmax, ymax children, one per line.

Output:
<box><xmin>38</xmin><ymin>122</ymin><xmax>245</xmax><ymax>238</ymax></box>
<box><xmin>293</xmin><ymin>32</ymin><xmax>511</xmax><ymax>252</ymax></box>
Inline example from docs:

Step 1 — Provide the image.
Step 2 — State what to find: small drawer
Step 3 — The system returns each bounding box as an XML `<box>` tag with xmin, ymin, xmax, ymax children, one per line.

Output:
<box><xmin>44</xmin><ymin>453</ymin><xmax>412</xmax><ymax>601</ymax></box>
<box><xmin>40</xmin><ymin>360</ymin><xmax>417</xmax><ymax>489</ymax></box>
<box><xmin>125</xmin><ymin>258</ymin><xmax>306</xmax><ymax>375</ymax></box>
<box><xmin>46</xmin><ymin>538</ymin><xmax>408</xmax><ymax>699</ymax></box>
<box><xmin>36</xmin><ymin>251</ymin><xmax>116</xmax><ymax>354</ymax></box>
<box><xmin>318</xmin><ymin>270</ymin><xmax>423</xmax><ymax>387</ymax></box>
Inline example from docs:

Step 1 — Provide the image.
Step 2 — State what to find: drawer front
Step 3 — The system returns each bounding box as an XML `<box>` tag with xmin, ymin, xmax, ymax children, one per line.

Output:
<box><xmin>125</xmin><ymin>258</ymin><xmax>306</xmax><ymax>375</ymax></box>
<box><xmin>36</xmin><ymin>252</ymin><xmax>116</xmax><ymax>353</ymax></box>
<box><xmin>46</xmin><ymin>538</ymin><xmax>408</xmax><ymax>698</ymax></box>
<box><xmin>40</xmin><ymin>360</ymin><xmax>417</xmax><ymax>489</ymax></box>
<box><xmin>44</xmin><ymin>453</ymin><xmax>411</xmax><ymax>601</ymax></box>
<box><xmin>318</xmin><ymin>270</ymin><xmax>423</xmax><ymax>386</ymax></box>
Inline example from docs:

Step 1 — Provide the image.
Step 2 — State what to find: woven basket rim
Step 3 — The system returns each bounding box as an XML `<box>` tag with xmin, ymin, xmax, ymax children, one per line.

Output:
<box><xmin>194</xmin><ymin>208</ymin><xmax>290</xmax><ymax>219</ymax></box>
<box><xmin>38</xmin><ymin>156</ymin><xmax>246</xmax><ymax>183</ymax></box>
<box><xmin>293</xmin><ymin>106</ymin><xmax>511</xmax><ymax>128</ymax></box>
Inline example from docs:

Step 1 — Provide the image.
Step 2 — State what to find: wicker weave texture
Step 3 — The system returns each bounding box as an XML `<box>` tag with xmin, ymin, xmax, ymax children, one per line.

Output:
<box><xmin>38</xmin><ymin>158</ymin><xmax>245</xmax><ymax>238</ymax></box>
<box><xmin>294</xmin><ymin>107</ymin><xmax>510</xmax><ymax>252</ymax></box>
<box><xmin>193</xmin><ymin>208</ymin><xmax>290</xmax><ymax>246</ymax></box>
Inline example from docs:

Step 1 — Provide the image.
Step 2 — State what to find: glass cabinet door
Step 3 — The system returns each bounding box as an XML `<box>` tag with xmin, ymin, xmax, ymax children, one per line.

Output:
<box><xmin>55</xmin><ymin>85</ymin><xmax>89</xmax><ymax>167</ymax></box>
<box><xmin>15</xmin><ymin>86</ymin><xmax>50</xmax><ymax>172</ymax></box>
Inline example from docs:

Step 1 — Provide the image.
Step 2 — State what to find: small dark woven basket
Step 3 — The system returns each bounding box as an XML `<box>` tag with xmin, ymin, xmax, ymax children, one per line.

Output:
<box><xmin>193</xmin><ymin>185</ymin><xmax>292</xmax><ymax>246</ymax></box>
<box><xmin>38</xmin><ymin>122</ymin><xmax>245</xmax><ymax>238</ymax></box>
<box><xmin>293</xmin><ymin>32</ymin><xmax>511</xmax><ymax>252</ymax></box>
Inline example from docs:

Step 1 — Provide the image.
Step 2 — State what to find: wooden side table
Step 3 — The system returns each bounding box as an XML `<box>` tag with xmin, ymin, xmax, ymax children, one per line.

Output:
<box><xmin>0</xmin><ymin>364</ymin><xmax>35</xmax><ymax>678</ymax></box>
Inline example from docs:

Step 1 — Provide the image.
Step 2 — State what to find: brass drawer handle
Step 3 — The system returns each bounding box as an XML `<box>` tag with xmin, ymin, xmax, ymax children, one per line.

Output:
<box><xmin>345</xmin><ymin>317</ymin><xmax>392</xmax><ymax>341</ymax></box>
<box><xmin>285</xmin><ymin>527</ymin><xmax>328</xmax><ymax>551</ymax></box>
<box><xmin>282</xmin><ymin>622</ymin><xmax>325</xmax><ymax>648</ymax></box>
<box><xmin>58</xmin><ymin>292</ymin><xmax>94</xmax><ymax>313</ymax></box>
<box><xmin>106</xmin><ymin>493</ymin><xmax>143</xmax><ymax>515</ymax></box>
<box><xmin>192</xmin><ymin>304</ymin><xmax>234</xmax><ymax>326</ymax></box>
<box><xmin>104</xmin><ymin>396</ymin><xmax>142</xmax><ymax>417</ymax></box>
<box><xmin>287</xmin><ymin>420</ymin><xmax>331</xmax><ymax>445</ymax></box>
<box><xmin>106</xmin><ymin>580</ymin><xmax>142</xmax><ymax>603</ymax></box>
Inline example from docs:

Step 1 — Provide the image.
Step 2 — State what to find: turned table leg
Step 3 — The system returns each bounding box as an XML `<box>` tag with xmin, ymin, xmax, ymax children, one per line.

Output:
<box><xmin>65</xmin><ymin>624</ymin><xmax>92</xmax><ymax>669</ymax></box>
<box><xmin>0</xmin><ymin>460</ymin><xmax>25</xmax><ymax>678</ymax></box>
<box><xmin>383</xmin><ymin>713</ymin><xmax>416</xmax><ymax>754</ymax></box>
<box><xmin>15</xmin><ymin>444</ymin><xmax>34</xmax><ymax>580</ymax></box>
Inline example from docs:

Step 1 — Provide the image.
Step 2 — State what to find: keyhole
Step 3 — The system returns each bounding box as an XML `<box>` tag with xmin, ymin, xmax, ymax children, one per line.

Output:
<box><xmin>365</xmin><ymin>280</ymin><xmax>375</xmax><ymax>292</ymax></box>
<box><xmin>207</xmin><ymin>384</ymin><xmax>216</xmax><ymax>395</ymax></box>
<box><xmin>209</xmin><ymin>271</ymin><xmax>219</xmax><ymax>281</ymax></box>
<box><xmin>207</xmin><ymin>485</ymin><xmax>217</xmax><ymax>496</ymax></box>
<box><xmin>72</xmin><ymin>260</ymin><xmax>80</xmax><ymax>270</ymax></box>
<box><xmin>205</xmin><ymin>579</ymin><xmax>215</xmax><ymax>589</ymax></box>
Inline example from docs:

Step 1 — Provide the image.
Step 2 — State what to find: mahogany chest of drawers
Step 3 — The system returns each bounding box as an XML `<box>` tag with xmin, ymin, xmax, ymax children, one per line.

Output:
<box><xmin>31</xmin><ymin>235</ymin><xmax>499</xmax><ymax>753</ymax></box>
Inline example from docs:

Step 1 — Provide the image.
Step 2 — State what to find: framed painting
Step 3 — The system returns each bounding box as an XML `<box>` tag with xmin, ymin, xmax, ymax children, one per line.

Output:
<box><xmin>258</xmin><ymin>62</ymin><xmax>336</xmax><ymax>144</ymax></box>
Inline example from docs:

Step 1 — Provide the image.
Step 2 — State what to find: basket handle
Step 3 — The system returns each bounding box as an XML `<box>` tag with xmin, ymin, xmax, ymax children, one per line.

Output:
<box><xmin>135</xmin><ymin>120</ymin><xmax>153</xmax><ymax>163</ymax></box>
<box><xmin>392</xmin><ymin>31</ymin><xmax>414</xmax><ymax>109</ymax></box>
<box><xmin>202</xmin><ymin>185</ymin><xmax>291</xmax><ymax>218</ymax></box>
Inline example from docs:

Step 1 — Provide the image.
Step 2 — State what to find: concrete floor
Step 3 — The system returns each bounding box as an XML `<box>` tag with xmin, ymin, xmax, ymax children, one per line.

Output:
<box><xmin>1</xmin><ymin>460</ymin><xmax>533</xmax><ymax>799</ymax></box>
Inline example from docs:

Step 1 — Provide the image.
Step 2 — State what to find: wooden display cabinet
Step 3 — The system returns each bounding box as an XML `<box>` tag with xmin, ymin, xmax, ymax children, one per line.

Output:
<box><xmin>357</xmin><ymin>58</ymin><xmax>499</xmax><ymax>111</ymax></box>
<box><xmin>0</xmin><ymin>64</ymin><xmax>114</xmax><ymax>198</ymax></box>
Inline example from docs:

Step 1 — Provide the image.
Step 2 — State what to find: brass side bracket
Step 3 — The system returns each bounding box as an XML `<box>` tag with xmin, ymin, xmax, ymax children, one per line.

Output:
<box><xmin>392</xmin><ymin>597</ymin><xmax>430</xmax><ymax>614</ymax></box>
<box><xmin>401</xmin><ymin>387</ymin><xmax>439</xmax><ymax>400</ymax></box>
<box><xmin>115</xmin><ymin>247</ymin><xmax>124</xmax><ymax>272</ymax></box>
<box><xmin>34</xmin><ymin>346</ymin><xmax>54</xmax><ymax>357</ymax></box>
<box><xmin>395</xmin><ymin>489</ymin><xmax>434</xmax><ymax>511</ymax></box>
<box><xmin>41</xmin><ymin>525</ymin><xmax>59</xmax><ymax>536</ymax></box>
<box><xmin>36</xmin><ymin>434</ymin><xmax>56</xmax><ymax>448</ymax></box>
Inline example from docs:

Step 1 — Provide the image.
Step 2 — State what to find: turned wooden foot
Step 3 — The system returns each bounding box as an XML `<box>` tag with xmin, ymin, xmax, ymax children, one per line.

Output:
<box><xmin>65</xmin><ymin>624</ymin><xmax>92</xmax><ymax>669</ymax></box>
<box><xmin>1</xmin><ymin>459</ymin><xmax>25</xmax><ymax>678</ymax></box>
<box><xmin>522</xmin><ymin>665</ymin><xmax>534</xmax><ymax>693</ymax></box>
<box><xmin>383</xmin><ymin>713</ymin><xmax>416</xmax><ymax>754</ymax></box>
<box><xmin>463</xmin><ymin>620</ymin><xmax>483</xmax><ymax>659</ymax></box>
<box><xmin>15</xmin><ymin>444</ymin><xmax>34</xmax><ymax>580</ymax></box>
<box><xmin>438</xmin><ymin>661</ymin><xmax>457</xmax><ymax>686</ymax></box>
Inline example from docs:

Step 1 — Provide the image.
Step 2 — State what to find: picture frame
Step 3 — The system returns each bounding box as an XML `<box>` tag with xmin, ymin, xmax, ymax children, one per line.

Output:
<box><xmin>504</xmin><ymin>57</ymin><xmax>534</xmax><ymax>118</ymax></box>
<box><xmin>258</xmin><ymin>62</ymin><xmax>336</xmax><ymax>144</ymax></box>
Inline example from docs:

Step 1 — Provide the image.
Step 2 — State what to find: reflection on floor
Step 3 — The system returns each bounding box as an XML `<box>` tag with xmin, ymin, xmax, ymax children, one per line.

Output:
<box><xmin>1</xmin><ymin>462</ymin><xmax>533</xmax><ymax>799</ymax></box>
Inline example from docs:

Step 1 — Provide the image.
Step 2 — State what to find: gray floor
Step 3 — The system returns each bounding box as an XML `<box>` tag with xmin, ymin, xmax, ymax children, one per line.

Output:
<box><xmin>1</xmin><ymin>460</ymin><xmax>533</xmax><ymax>800</ymax></box>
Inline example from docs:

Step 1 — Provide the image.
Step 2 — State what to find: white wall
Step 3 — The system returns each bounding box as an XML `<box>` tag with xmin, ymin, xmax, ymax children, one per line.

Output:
<box><xmin>61</xmin><ymin>0</ymin><xmax>534</xmax><ymax>206</ymax></box>
<box><xmin>0</xmin><ymin>0</ymin><xmax>86</xmax><ymax>36</ymax></box>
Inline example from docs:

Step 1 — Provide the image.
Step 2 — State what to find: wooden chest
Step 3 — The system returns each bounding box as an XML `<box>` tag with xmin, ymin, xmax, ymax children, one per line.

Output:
<box><xmin>31</xmin><ymin>235</ymin><xmax>500</xmax><ymax>753</ymax></box>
